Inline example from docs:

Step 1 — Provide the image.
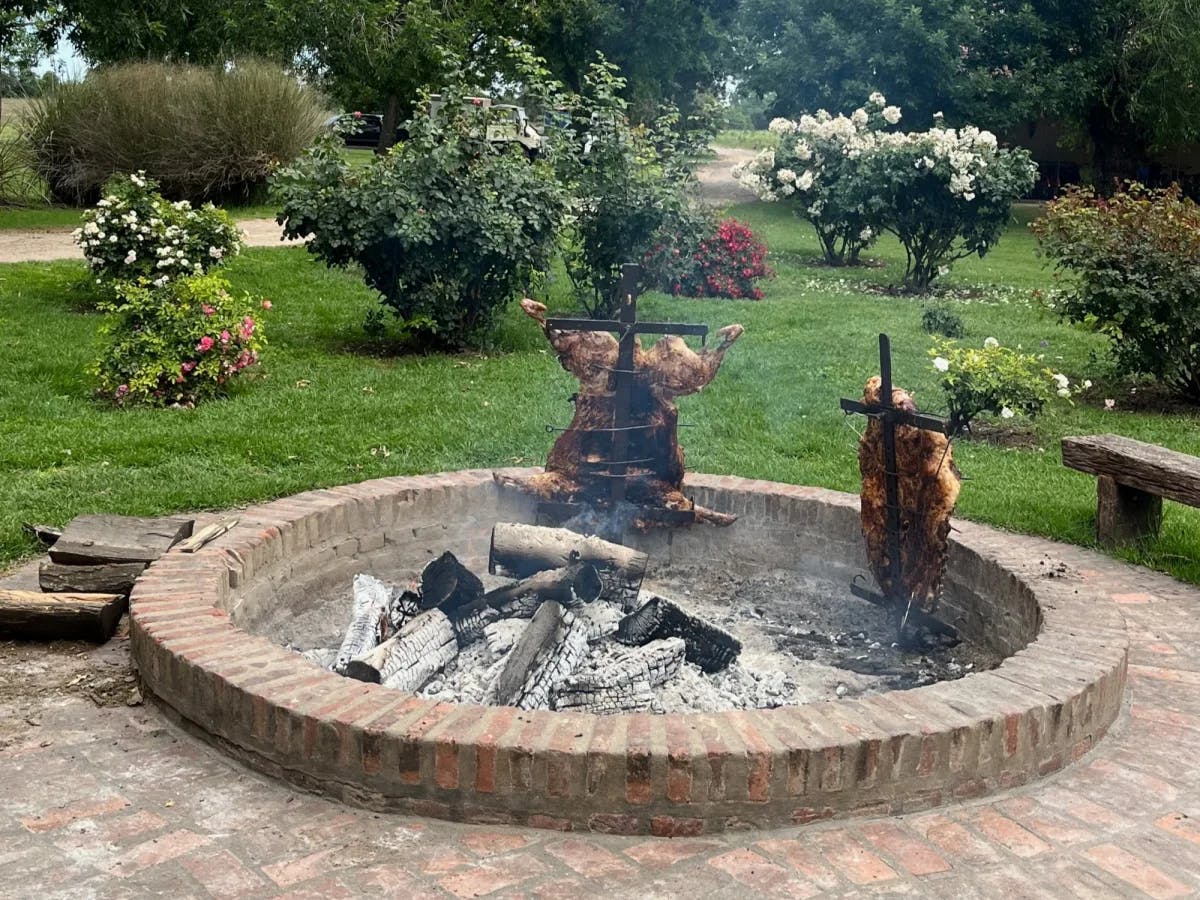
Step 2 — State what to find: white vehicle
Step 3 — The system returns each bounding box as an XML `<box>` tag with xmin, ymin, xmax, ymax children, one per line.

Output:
<box><xmin>427</xmin><ymin>94</ymin><xmax>545</xmax><ymax>157</ymax></box>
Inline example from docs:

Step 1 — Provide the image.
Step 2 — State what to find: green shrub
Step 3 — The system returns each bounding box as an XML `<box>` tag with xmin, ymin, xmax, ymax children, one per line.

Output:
<box><xmin>1033</xmin><ymin>184</ymin><xmax>1200</xmax><ymax>397</ymax></box>
<box><xmin>275</xmin><ymin>83</ymin><xmax>566</xmax><ymax>350</ymax></box>
<box><xmin>644</xmin><ymin>216</ymin><xmax>772</xmax><ymax>299</ymax></box>
<box><xmin>558</xmin><ymin>59</ymin><xmax>697</xmax><ymax>318</ymax></box>
<box><xmin>23</xmin><ymin>61</ymin><xmax>326</xmax><ymax>205</ymax></box>
<box><xmin>921</xmin><ymin>305</ymin><xmax>966</xmax><ymax>338</ymax></box>
<box><xmin>74</xmin><ymin>172</ymin><xmax>241</xmax><ymax>285</ymax></box>
<box><xmin>94</xmin><ymin>273</ymin><xmax>267</xmax><ymax>407</ymax></box>
<box><xmin>929</xmin><ymin>337</ymin><xmax>1065</xmax><ymax>435</ymax></box>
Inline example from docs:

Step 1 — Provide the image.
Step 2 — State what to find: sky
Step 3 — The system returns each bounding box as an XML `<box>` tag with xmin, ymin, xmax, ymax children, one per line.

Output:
<box><xmin>34</xmin><ymin>37</ymin><xmax>87</xmax><ymax>78</ymax></box>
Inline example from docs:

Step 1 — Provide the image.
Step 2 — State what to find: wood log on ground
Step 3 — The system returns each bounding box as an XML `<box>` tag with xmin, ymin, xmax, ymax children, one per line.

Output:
<box><xmin>483</xmin><ymin>561</ymin><xmax>604</xmax><ymax>610</ymax></box>
<box><xmin>0</xmin><ymin>590</ymin><xmax>126</xmax><ymax>642</ymax></box>
<box><xmin>22</xmin><ymin>523</ymin><xmax>62</xmax><ymax>547</ymax></box>
<box><xmin>344</xmin><ymin>609</ymin><xmax>458</xmax><ymax>690</ymax></box>
<box><xmin>38</xmin><ymin>561</ymin><xmax>146</xmax><ymax>596</ymax></box>
<box><xmin>48</xmin><ymin>515</ymin><xmax>194</xmax><ymax>566</ymax></box>
<box><xmin>333</xmin><ymin>574</ymin><xmax>390</xmax><ymax>675</ymax></box>
<box><xmin>489</xmin><ymin>522</ymin><xmax>647</xmax><ymax>608</ymax></box>
<box><xmin>556</xmin><ymin>637</ymin><xmax>685</xmax><ymax>713</ymax></box>
<box><xmin>175</xmin><ymin>517</ymin><xmax>239</xmax><ymax>552</ymax></box>
<box><xmin>418</xmin><ymin>551</ymin><xmax>484</xmax><ymax>615</ymax></box>
<box><xmin>489</xmin><ymin>601</ymin><xmax>563</xmax><ymax>706</ymax></box>
<box><xmin>615</xmin><ymin>595</ymin><xmax>741</xmax><ymax>673</ymax></box>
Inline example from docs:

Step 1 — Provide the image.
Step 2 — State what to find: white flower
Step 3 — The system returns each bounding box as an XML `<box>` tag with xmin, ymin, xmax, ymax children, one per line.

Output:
<box><xmin>984</xmin><ymin>337</ymin><xmax>999</xmax><ymax>349</ymax></box>
<box><xmin>795</xmin><ymin>170</ymin><xmax>814</xmax><ymax>191</ymax></box>
<box><xmin>1052</xmin><ymin>373</ymin><xmax>1069</xmax><ymax>390</ymax></box>
<box><xmin>124</xmin><ymin>250</ymin><xmax>137</xmax><ymax>264</ymax></box>
<box><xmin>882</xmin><ymin>106</ymin><xmax>902</xmax><ymax>125</ymax></box>
<box><xmin>96</xmin><ymin>199</ymin><xmax>111</xmax><ymax>208</ymax></box>
<box><xmin>933</xmin><ymin>357</ymin><xmax>950</xmax><ymax>372</ymax></box>
<box><xmin>153</xmin><ymin>276</ymin><xmax>169</xmax><ymax>287</ymax></box>
<box><xmin>1083</xmin><ymin>379</ymin><xmax>1093</xmax><ymax>389</ymax></box>
<box><xmin>208</xmin><ymin>246</ymin><xmax>224</xmax><ymax>260</ymax></box>
<box><xmin>776</xmin><ymin>168</ymin><xmax>797</xmax><ymax>185</ymax></box>
<box><xmin>768</xmin><ymin>117</ymin><xmax>797</xmax><ymax>135</ymax></box>
<box><xmin>859</xmin><ymin>227</ymin><xmax>873</xmax><ymax>241</ymax></box>
<box><xmin>808</xmin><ymin>201</ymin><xmax>823</xmax><ymax>218</ymax></box>
<box><xmin>1057</xmin><ymin>388</ymin><xmax>1071</xmax><ymax>398</ymax></box>
<box><xmin>938</xmin><ymin>265</ymin><xmax>950</xmax><ymax>277</ymax></box>
<box><xmin>933</xmin><ymin>111</ymin><xmax>944</xmax><ymax>119</ymax></box>
<box><xmin>793</xmin><ymin>140</ymin><xmax>812</xmax><ymax>161</ymax></box>
<box><xmin>851</xmin><ymin>108</ymin><xmax>869</xmax><ymax>127</ymax></box>
<box><xmin>1000</xmin><ymin>407</ymin><xmax>1014</xmax><ymax>419</ymax></box>
<box><xmin>1104</xmin><ymin>398</ymin><xmax>1115</xmax><ymax>410</ymax></box>
<box><xmin>869</xmin><ymin>91</ymin><xmax>886</xmax><ymax>105</ymax></box>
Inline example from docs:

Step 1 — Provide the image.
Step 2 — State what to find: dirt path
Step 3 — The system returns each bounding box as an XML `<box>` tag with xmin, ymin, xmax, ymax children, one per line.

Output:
<box><xmin>0</xmin><ymin>149</ymin><xmax>758</xmax><ymax>264</ymax></box>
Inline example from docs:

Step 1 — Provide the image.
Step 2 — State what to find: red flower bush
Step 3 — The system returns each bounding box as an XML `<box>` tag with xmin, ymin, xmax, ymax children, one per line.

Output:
<box><xmin>645</xmin><ymin>217</ymin><xmax>772</xmax><ymax>300</ymax></box>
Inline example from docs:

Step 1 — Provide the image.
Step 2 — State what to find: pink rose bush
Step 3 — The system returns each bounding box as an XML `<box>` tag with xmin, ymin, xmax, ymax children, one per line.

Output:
<box><xmin>94</xmin><ymin>273</ymin><xmax>267</xmax><ymax>407</ymax></box>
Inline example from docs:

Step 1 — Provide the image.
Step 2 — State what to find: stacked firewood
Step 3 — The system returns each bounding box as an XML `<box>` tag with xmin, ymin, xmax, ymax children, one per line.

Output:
<box><xmin>308</xmin><ymin>523</ymin><xmax>742</xmax><ymax>713</ymax></box>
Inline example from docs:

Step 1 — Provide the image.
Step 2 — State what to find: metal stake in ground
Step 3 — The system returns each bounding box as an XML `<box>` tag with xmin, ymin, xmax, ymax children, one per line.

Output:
<box><xmin>839</xmin><ymin>334</ymin><xmax>954</xmax><ymax>641</ymax></box>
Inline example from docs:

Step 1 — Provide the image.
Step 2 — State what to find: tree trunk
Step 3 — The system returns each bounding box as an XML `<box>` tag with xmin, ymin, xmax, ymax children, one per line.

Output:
<box><xmin>378</xmin><ymin>93</ymin><xmax>401</xmax><ymax>154</ymax></box>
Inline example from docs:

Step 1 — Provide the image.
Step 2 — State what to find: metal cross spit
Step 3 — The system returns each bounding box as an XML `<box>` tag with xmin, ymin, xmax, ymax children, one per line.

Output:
<box><xmin>839</xmin><ymin>333</ymin><xmax>955</xmax><ymax>639</ymax></box>
<box><xmin>543</xmin><ymin>262</ymin><xmax>708</xmax><ymax>517</ymax></box>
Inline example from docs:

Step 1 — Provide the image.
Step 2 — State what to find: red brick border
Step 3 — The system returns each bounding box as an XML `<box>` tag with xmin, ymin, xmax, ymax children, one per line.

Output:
<box><xmin>129</xmin><ymin>471</ymin><xmax>1128</xmax><ymax>834</ymax></box>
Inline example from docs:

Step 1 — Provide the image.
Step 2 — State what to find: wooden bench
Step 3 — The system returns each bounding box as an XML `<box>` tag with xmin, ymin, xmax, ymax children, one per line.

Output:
<box><xmin>1062</xmin><ymin>433</ymin><xmax>1200</xmax><ymax>547</ymax></box>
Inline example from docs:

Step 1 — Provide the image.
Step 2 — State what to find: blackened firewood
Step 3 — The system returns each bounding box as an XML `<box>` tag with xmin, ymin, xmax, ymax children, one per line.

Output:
<box><xmin>344</xmin><ymin>609</ymin><xmax>457</xmax><ymax>689</ymax></box>
<box><xmin>489</xmin><ymin>601</ymin><xmax>562</xmax><ymax>706</ymax></box>
<box><xmin>555</xmin><ymin>637</ymin><xmax>685</xmax><ymax>713</ymax></box>
<box><xmin>483</xmin><ymin>561</ymin><xmax>603</xmax><ymax>610</ymax></box>
<box><xmin>615</xmin><ymin>595</ymin><xmax>741</xmax><ymax>673</ymax></box>
<box><xmin>419</xmin><ymin>551</ymin><xmax>484</xmax><ymax>615</ymax></box>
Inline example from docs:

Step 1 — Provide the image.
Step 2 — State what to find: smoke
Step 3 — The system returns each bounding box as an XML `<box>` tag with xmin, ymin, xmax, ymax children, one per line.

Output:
<box><xmin>560</xmin><ymin>500</ymin><xmax>641</xmax><ymax>544</ymax></box>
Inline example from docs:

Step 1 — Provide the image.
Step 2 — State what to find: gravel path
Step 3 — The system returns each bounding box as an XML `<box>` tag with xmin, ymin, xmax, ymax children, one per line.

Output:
<box><xmin>0</xmin><ymin>149</ymin><xmax>757</xmax><ymax>264</ymax></box>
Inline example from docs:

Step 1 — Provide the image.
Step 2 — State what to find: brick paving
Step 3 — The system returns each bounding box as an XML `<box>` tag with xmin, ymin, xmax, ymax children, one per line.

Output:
<box><xmin>3</xmin><ymin>544</ymin><xmax>1200</xmax><ymax>898</ymax></box>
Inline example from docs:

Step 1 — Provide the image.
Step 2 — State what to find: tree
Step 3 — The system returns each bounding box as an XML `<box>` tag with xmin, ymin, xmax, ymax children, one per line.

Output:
<box><xmin>530</xmin><ymin>0</ymin><xmax>741</xmax><ymax>122</ymax></box>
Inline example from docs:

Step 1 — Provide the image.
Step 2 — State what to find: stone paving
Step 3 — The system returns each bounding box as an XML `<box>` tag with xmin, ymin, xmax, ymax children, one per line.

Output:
<box><xmin>3</xmin><ymin>540</ymin><xmax>1200</xmax><ymax>899</ymax></box>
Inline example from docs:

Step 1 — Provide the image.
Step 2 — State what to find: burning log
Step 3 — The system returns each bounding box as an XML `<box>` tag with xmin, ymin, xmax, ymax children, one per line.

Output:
<box><xmin>488</xmin><ymin>522</ymin><xmax>646</xmax><ymax>609</ymax></box>
<box><xmin>419</xmin><ymin>551</ymin><xmax>484</xmax><ymax>615</ymax></box>
<box><xmin>615</xmin><ymin>595</ymin><xmax>741</xmax><ymax>673</ymax></box>
<box><xmin>343</xmin><ymin>608</ymin><xmax>458</xmax><ymax>689</ymax></box>
<box><xmin>556</xmin><ymin>637</ymin><xmax>685</xmax><ymax>713</ymax></box>
<box><xmin>858</xmin><ymin>377</ymin><xmax>961</xmax><ymax>614</ymax></box>
<box><xmin>333</xmin><ymin>574</ymin><xmax>391</xmax><ymax>674</ymax></box>
<box><xmin>486</xmin><ymin>601</ymin><xmax>590</xmax><ymax>710</ymax></box>
<box><xmin>483</xmin><ymin>560</ymin><xmax>604</xmax><ymax>610</ymax></box>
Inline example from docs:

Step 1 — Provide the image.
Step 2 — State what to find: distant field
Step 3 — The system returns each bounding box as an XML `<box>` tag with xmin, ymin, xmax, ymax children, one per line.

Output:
<box><xmin>0</xmin><ymin>98</ymin><xmax>30</xmax><ymax>128</ymax></box>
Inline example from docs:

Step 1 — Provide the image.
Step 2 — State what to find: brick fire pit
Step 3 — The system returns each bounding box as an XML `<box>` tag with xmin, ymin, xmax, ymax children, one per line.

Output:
<box><xmin>129</xmin><ymin>470</ymin><xmax>1128</xmax><ymax>835</ymax></box>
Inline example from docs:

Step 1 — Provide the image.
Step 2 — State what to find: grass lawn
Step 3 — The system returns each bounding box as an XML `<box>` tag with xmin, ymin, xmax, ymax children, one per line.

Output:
<box><xmin>2</xmin><ymin>201</ymin><xmax>1198</xmax><ymax>583</ymax></box>
<box><xmin>715</xmin><ymin>129</ymin><xmax>774</xmax><ymax>151</ymax></box>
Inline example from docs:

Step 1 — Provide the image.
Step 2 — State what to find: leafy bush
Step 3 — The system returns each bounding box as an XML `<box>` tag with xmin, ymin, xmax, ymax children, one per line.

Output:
<box><xmin>929</xmin><ymin>337</ymin><xmax>1066</xmax><ymax>435</ymax></box>
<box><xmin>736</xmin><ymin>95</ymin><xmax>1037</xmax><ymax>290</ymax></box>
<box><xmin>644</xmin><ymin>216</ymin><xmax>772</xmax><ymax>299</ymax></box>
<box><xmin>921</xmin><ymin>305</ymin><xmax>966</xmax><ymax>338</ymax></box>
<box><xmin>558</xmin><ymin>59</ymin><xmax>698</xmax><ymax>318</ymax></box>
<box><xmin>94</xmin><ymin>274</ymin><xmax>267</xmax><ymax>407</ymax></box>
<box><xmin>23</xmin><ymin>61</ymin><xmax>326</xmax><ymax>205</ymax></box>
<box><xmin>275</xmin><ymin>84</ymin><xmax>566</xmax><ymax>350</ymax></box>
<box><xmin>74</xmin><ymin>172</ymin><xmax>241</xmax><ymax>285</ymax></box>
<box><xmin>862</xmin><ymin>123</ymin><xmax>1037</xmax><ymax>293</ymax></box>
<box><xmin>734</xmin><ymin>93</ymin><xmax>896</xmax><ymax>266</ymax></box>
<box><xmin>1032</xmin><ymin>184</ymin><xmax>1200</xmax><ymax>397</ymax></box>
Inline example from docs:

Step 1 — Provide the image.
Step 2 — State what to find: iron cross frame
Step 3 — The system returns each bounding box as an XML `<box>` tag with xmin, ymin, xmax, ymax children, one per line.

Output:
<box><xmin>839</xmin><ymin>334</ymin><xmax>953</xmax><ymax>633</ymax></box>
<box><xmin>545</xmin><ymin>263</ymin><xmax>708</xmax><ymax>510</ymax></box>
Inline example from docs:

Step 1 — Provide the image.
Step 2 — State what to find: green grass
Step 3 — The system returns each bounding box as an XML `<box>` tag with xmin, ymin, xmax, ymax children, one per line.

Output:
<box><xmin>2</xmin><ymin>203</ymin><xmax>1198</xmax><ymax>584</ymax></box>
<box><xmin>715</xmin><ymin>129</ymin><xmax>774</xmax><ymax>151</ymax></box>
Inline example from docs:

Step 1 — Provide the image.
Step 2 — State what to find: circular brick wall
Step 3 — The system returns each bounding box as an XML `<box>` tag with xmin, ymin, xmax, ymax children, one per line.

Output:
<box><xmin>130</xmin><ymin>470</ymin><xmax>1128</xmax><ymax>835</ymax></box>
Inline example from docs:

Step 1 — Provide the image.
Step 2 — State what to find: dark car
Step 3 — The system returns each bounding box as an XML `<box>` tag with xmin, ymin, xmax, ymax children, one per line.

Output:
<box><xmin>325</xmin><ymin>113</ymin><xmax>403</xmax><ymax>149</ymax></box>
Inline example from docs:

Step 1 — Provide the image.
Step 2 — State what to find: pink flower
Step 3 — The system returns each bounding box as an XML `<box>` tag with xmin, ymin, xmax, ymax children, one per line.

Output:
<box><xmin>181</xmin><ymin>361</ymin><xmax>196</xmax><ymax>373</ymax></box>
<box><xmin>202</xmin><ymin>304</ymin><xmax>216</xmax><ymax>317</ymax></box>
<box><xmin>220</xmin><ymin>330</ymin><xmax>231</xmax><ymax>344</ymax></box>
<box><xmin>1104</xmin><ymin>398</ymin><xmax>1116</xmax><ymax>411</ymax></box>
<box><xmin>115</xmin><ymin>384</ymin><xmax>129</xmax><ymax>400</ymax></box>
<box><xmin>240</xmin><ymin>316</ymin><xmax>256</xmax><ymax>339</ymax></box>
<box><xmin>261</xmin><ymin>299</ymin><xmax>272</xmax><ymax>310</ymax></box>
<box><xmin>197</xmin><ymin>335</ymin><xmax>215</xmax><ymax>353</ymax></box>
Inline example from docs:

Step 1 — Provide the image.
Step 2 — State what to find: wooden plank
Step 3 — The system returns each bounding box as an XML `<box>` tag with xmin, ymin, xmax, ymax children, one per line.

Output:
<box><xmin>175</xmin><ymin>517</ymin><xmax>238</xmax><ymax>553</ymax></box>
<box><xmin>1096</xmin><ymin>475</ymin><xmax>1163</xmax><ymax>548</ymax></box>
<box><xmin>0</xmin><ymin>590</ymin><xmax>126</xmax><ymax>642</ymax></box>
<box><xmin>39</xmin><ymin>561</ymin><xmax>146</xmax><ymax>596</ymax></box>
<box><xmin>1062</xmin><ymin>434</ymin><xmax>1200</xmax><ymax>508</ymax></box>
<box><xmin>48</xmin><ymin>515</ymin><xmax>194</xmax><ymax>566</ymax></box>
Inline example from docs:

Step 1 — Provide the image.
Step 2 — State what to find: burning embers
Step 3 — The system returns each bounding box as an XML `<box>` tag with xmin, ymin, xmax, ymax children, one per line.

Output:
<box><xmin>311</xmin><ymin>523</ymin><xmax>743</xmax><ymax>713</ymax></box>
<box><xmin>496</xmin><ymin>269</ymin><xmax>744</xmax><ymax>533</ymax></box>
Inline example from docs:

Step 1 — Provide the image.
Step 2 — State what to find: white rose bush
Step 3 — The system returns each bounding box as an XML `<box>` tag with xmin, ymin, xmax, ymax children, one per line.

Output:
<box><xmin>735</xmin><ymin>94</ymin><xmax>1037</xmax><ymax>293</ymax></box>
<box><xmin>73</xmin><ymin>172</ymin><xmax>242</xmax><ymax>287</ymax></box>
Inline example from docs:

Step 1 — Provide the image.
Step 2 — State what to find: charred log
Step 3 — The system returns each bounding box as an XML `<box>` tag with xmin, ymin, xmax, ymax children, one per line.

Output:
<box><xmin>556</xmin><ymin>637</ymin><xmax>686</xmax><ymax>713</ymax></box>
<box><xmin>333</xmin><ymin>574</ymin><xmax>391</xmax><ymax>675</ymax></box>
<box><xmin>419</xmin><ymin>551</ymin><xmax>484</xmax><ymax>615</ymax></box>
<box><xmin>486</xmin><ymin>601</ymin><xmax>590</xmax><ymax>710</ymax></box>
<box><xmin>488</xmin><ymin>600</ymin><xmax>562</xmax><ymax>706</ymax></box>
<box><xmin>483</xmin><ymin>561</ymin><xmax>604</xmax><ymax>610</ymax></box>
<box><xmin>489</xmin><ymin>522</ymin><xmax>646</xmax><ymax>609</ymax></box>
<box><xmin>615</xmin><ymin>595</ymin><xmax>741</xmax><ymax>673</ymax></box>
<box><xmin>344</xmin><ymin>609</ymin><xmax>458</xmax><ymax>689</ymax></box>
